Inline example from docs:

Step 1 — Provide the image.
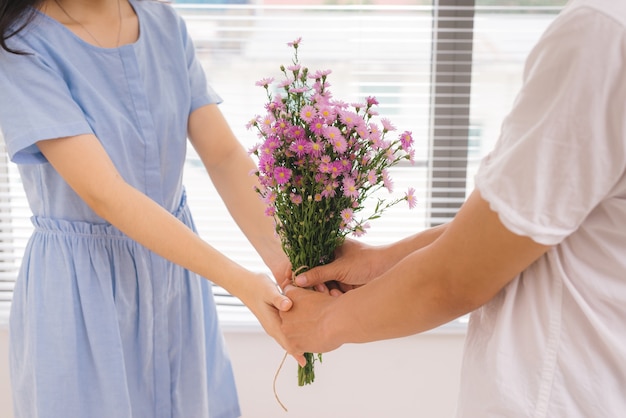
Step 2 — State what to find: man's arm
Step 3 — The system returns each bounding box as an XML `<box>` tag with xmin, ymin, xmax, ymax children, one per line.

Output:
<box><xmin>281</xmin><ymin>189</ymin><xmax>550</xmax><ymax>353</ymax></box>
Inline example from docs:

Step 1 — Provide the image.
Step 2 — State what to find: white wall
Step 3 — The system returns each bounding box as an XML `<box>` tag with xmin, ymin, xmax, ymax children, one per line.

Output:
<box><xmin>0</xmin><ymin>327</ymin><xmax>465</xmax><ymax>418</ymax></box>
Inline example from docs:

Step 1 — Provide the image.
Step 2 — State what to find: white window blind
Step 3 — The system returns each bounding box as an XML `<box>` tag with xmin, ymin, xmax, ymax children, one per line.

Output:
<box><xmin>0</xmin><ymin>1</ymin><xmax>566</xmax><ymax>328</ymax></box>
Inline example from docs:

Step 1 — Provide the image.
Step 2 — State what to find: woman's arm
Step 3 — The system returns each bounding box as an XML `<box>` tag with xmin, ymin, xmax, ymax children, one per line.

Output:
<box><xmin>36</xmin><ymin>133</ymin><xmax>303</xmax><ymax>363</ymax></box>
<box><xmin>187</xmin><ymin>104</ymin><xmax>290</xmax><ymax>281</ymax></box>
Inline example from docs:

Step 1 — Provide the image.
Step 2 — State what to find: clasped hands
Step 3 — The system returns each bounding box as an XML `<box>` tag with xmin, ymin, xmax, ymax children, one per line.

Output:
<box><xmin>275</xmin><ymin>239</ymin><xmax>383</xmax><ymax>358</ymax></box>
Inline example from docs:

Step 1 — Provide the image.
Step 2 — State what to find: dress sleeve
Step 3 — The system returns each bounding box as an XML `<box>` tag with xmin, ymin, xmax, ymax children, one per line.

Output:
<box><xmin>474</xmin><ymin>6</ymin><xmax>626</xmax><ymax>245</ymax></box>
<box><xmin>176</xmin><ymin>12</ymin><xmax>222</xmax><ymax>114</ymax></box>
<box><xmin>0</xmin><ymin>44</ymin><xmax>93</xmax><ymax>164</ymax></box>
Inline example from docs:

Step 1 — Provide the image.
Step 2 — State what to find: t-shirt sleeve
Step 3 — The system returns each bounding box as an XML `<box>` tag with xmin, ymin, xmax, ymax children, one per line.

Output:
<box><xmin>0</xmin><ymin>44</ymin><xmax>93</xmax><ymax>164</ymax></box>
<box><xmin>475</xmin><ymin>6</ymin><xmax>626</xmax><ymax>246</ymax></box>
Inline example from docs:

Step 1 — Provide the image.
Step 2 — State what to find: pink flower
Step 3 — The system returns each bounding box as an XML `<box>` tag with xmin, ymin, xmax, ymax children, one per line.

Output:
<box><xmin>317</xmin><ymin>105</ymin><xmax>336</xmax><ymax>122</ymax></box>
<box><xmin>405</xmin><ymin>187</ymin><xmax>417</xmax><ymax>209</ymax></box>
<box><xmin>300</xmin><ymin>105</ymin><xmax>316</xmax><ymax>122</ymax></box>
<box><xmin>258</xmin><ymin>153</ymin><xmax>275</xmax><ymax>175</ymax></box>
<box><xmin>329</xmin><ymin>161</ymin><xmax>343</xmax><ymax>178</ymax></box>
<box><xmin>273</xmin><ymin>167</ymin><xmax>292</xmax><ymax>185</ymax></box>
<box><xmin>332</xmin><ymin>99</ymin><xmax>349</xmax><ymax>109</ymax></box>
<box><xmin>356</xmin><ymin>125</ymin><xmax>370</xmax><ymax>141</ymax></box>
<box><xmin>288</xmin><ymin>125</ymin><xmax>306</xmax><ymax>140</ymax></box>
<box><xmin>321</xmin><ymin>181</ymin><xmax>338</xmax><ymax>198</ymax></box>
<box><xmin>260</xmin><ymin>114</ymin><xmax>275</xmax><ymax>133</ymax></box>
<box><xmin>260</xmin><ymin>140</ymin><xmax>279</xmax><ymax>160</ymax></box>
<box><xmin>287</xmin><ymin>37</ymin><xmax>302</xmax><ymax>47</ymax></box>
<box><xmin>339</xmin><ymin>110</ymin><xmax>360</xmax><ymax>129</ymax></box>
<box><xmin>381</xmin><ymin>118</ymin><xmax>396</xmax><ymax>132</ymax></box>
<box><xmin>306</xmin><ymin>140</ymin><xmax>324</xmax><ymax>157</ymax></box>
<box><xmin>352</xmin><ymin>222</ymin><xmax>370</xmax><ymax>237</ymax></box>
<box><xmin>264</xmin><ymin>206</ymin><xmax>276</xmax><ymax>217</ymax></box>
<box><xmin>330</xmin><ymin>136</ymin><xmax>347</xmax><ymax>154</ymax></box>
<box><xmin>323</xmin><ymin>126</ymin><xmax>346</xmax><ymax>153</ymax></box>
<box><xmin>366</xmin><ymin>96</ymin><xmax>379</xmax><ymax>106</ymax></box>
<box><xmin>255</xmin><ymin>77</ymin><xmax>274</xmax><ymax>87</ymax></box>
<box><xmin>399</xmin><ymin>131</ymin><xmax>414</xmax><ymax>151</ymax></box>
<box><xmin>287</xmin><ymin>64</ymin><xmax>301</xmax><ymax>72</ymax></box>
<box><xmin>367</xmin><ymin>169</ymin><xmax>377</xmax><ymax>184</ymax></box>
<box><xmin>309</xmin><ymin>117</ymin><xmax>325</xmax><ymax>135</ymax></box>
<box><xmin>309</xmin><ymin>69</ymin><xmax>332</xmax><ymax>80</ymax></box>
<box><xmin>290</xmin><ymin>193</ymin><xmax>303</xmax><ymax>205</ymax></box>
<box><xmin>385</xmin><ymin>148</ymin><xmax>395</xmax><ymax>163</ymax></box>
<box><xmin>342</xmin><ymin>177</ymin><xmax>359</xmax><ymax>199</ymax></box>
<box><xmin>246</xmin><ymin>116</ymin><xmax>259</xmax><ymax>130</ymax></box>
<box><xmin>289</xmin><ymin>139</ymin><xmax>308</xmax><ymax>157</ymax></box>
<box><xmin>289</xmin><ymin>87</ymin><xmax>308</xmax><ymax>94</ymax></box>
<box><xmin>408</xmin><ymin>148</ymin><xmax>416</xmax><ymax>164</ymax></box>
<box><xmin>382</xmin><ymin>169</ymin><xmax>393</xmax><ymax>192</ymax></box>
<box><xmin>340</xmin><ymin>208</ymin><xmax>354</xmax><ymax>224</ymax></box>
<box><xmin>278</xmin><ymin>78</ymin><xmax>293</xmax><ymax>89</ymax></box>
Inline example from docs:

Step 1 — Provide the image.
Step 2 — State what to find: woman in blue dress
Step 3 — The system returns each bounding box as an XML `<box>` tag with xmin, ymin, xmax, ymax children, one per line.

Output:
<box><xmin>0</xmin><ymin>0</ymin><xmax>303</xmax><ymax>417</ymax></box>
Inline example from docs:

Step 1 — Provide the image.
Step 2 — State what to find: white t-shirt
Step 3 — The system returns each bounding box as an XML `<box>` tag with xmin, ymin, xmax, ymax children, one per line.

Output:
<box><xmin>460</xmin><ymin>1</ymin><xmax>626</xmax><ymax>417</ymax></box>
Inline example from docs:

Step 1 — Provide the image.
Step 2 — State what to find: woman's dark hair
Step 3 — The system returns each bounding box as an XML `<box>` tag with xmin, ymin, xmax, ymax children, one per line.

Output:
<box><xmin>0</xmin><ymin>0</ymin><xmax>44</xmax><ymax>54</ymax></box>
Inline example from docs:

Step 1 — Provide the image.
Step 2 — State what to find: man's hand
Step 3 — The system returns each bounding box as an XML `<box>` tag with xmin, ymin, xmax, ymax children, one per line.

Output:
<box><xmin>292</xmin><ymin>239</ymin><xmax>382</xmax><ymax>293</ymax></box>
<box><xmin>279</xmin><ymin>285</ymin><xmax>345</xmax><ymax>354</ymax></box>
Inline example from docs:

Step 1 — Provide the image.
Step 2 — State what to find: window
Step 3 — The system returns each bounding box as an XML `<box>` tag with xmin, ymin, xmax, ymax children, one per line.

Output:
<box><xmin>0</xmin><ymin>1</ymin><xmax>567</xmax><ymax>327</ymax></box>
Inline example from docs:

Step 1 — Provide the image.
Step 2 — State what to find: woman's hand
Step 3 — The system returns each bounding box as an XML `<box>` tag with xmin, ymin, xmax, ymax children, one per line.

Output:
<box><xmin>238</xmin><ymin>272</ymin><xmax>306</xmax><ymax>367</ymax></box>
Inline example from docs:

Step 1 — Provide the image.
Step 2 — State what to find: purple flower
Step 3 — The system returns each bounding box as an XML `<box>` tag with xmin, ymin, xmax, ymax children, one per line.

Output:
<box><xmin>289</xmin><ymin>139</ymin><xmax>309</xmax><ymax>157</ymax></box>
<box><xmin>400</xmin><ymin>130</ymin><xmax>414</xmax><ymax>151</ymax></box>
<box><xmin>288</xmin><ymin>125</ymin><xmax>306</xmax><ymax>140</ymax></box>
<box><xmin>329</xmin><ymin>161</ymin><xmax>343</xmax><ymax>178</ymax></box>
<box><xmin>366</xmin><ymin>96</ymin><xmax>379</xmax><ymax>106</ymax></box>
<box><xmin>273</xmin><ymin>167</ymin><xmax>292</xmax><ymax>185</ymax></box>
<box><xmin>258</xmin><ymin>154</ymin><xmax>275</xmax><ymax>175</ymax></box>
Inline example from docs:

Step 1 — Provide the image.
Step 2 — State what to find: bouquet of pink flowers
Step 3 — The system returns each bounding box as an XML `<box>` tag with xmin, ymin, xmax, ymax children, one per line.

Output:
<box><xmin>248</xmin><ymin>38</ymin><xmax>416</xmax><ymax>386</ymax></box>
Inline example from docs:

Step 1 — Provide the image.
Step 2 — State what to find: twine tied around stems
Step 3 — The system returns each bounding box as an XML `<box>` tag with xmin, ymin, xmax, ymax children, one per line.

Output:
<box><xmin>273</xmin><ymin>265</ymin><xmax>309</xmax><ymax>412</ymax></box>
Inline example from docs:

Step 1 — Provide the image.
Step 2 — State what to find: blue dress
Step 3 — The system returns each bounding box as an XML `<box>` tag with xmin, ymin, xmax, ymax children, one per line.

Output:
<box><xmin>0</xmin><ymin>2</ymin><xmax>240</xmax><ymax>417</ymax></box>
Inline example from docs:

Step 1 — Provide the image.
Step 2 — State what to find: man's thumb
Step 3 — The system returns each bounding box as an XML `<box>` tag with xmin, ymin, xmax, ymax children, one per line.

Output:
<box><xmin>294</xmin><ymin>265</ymin><xmax>328</xmax><ymax>287</ymax></box>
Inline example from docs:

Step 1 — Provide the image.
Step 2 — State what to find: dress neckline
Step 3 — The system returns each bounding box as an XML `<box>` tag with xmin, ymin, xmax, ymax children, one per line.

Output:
<box><xmin>31</xmin><ymin>0</ymin><xmax>141</xmax><ymax>51</ymax></box>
